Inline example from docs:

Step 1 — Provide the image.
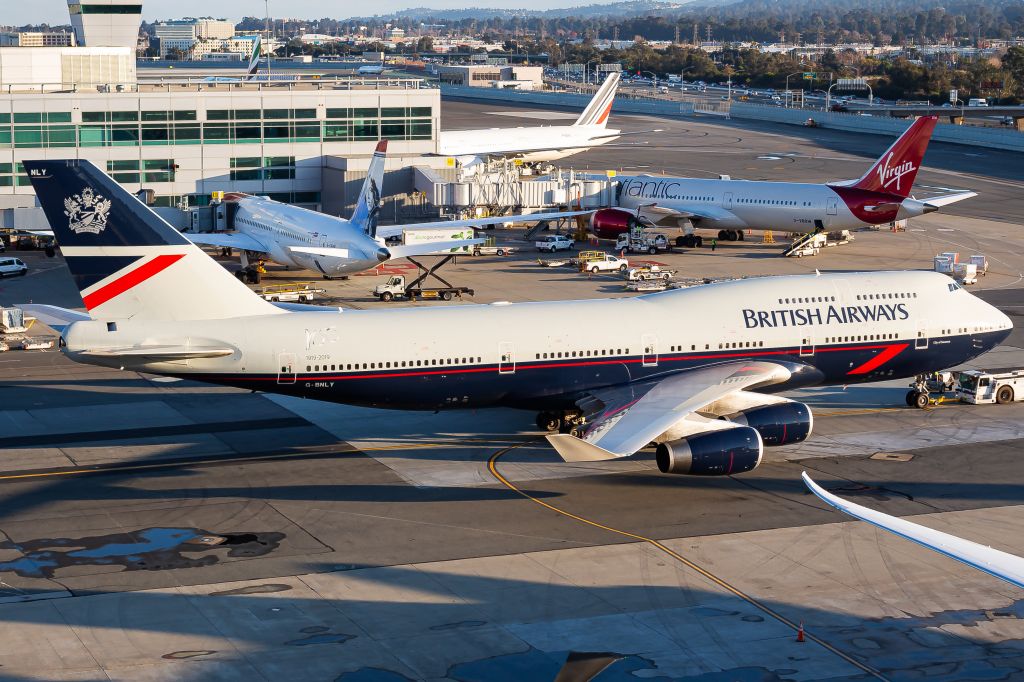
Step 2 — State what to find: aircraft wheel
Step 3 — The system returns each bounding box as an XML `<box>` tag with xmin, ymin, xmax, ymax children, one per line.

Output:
<box><xmin>726</xmin><ymin>230</ymin><xmax>738</xmax><ymax>242</ymax></box>
<box><xmin>718</xmin><ymin>229</ymin><xmax>728</xmax><ymax>240</ymax></box>
<box><xmin>905</xmin><ymin>390</ymin><xmax>917</xmax><ymax>406</ymax></box>
<box><xmin>997</xmin><ymin>386</ymin><xmax>1014</xmax><ymax>404</ymax></box>
<box><xmin>676</xmin><ymin>236</ymin><xmax>687</xmax><ymax>247</ymax></box>
<box><xmin>695</xmin><ymin>236</ymin><xmax>703</xmax><ymax>247</ymax></box>
<box><xmin>913</xmin><ymin>392</ymin><xmax>930</xmax><ymax>409</ymax></box>
<box><xmin>536</xmin><ymin>412</ymin><xmax>561</xmax><ymax>432</ymax></box>
<box><xmin>737</xmin><ymin>230</ymin><xmax>745</xmax><ymax>241</ymax></box>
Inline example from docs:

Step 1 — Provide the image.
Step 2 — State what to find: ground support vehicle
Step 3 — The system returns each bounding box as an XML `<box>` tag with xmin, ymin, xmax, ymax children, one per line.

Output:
<box><xmin>0</xmin><ymin>257</ymin><xmax>28</xmax><ymax>277</ymax></box>
<box><xmin>257</xmin><ymin>283</ymin><xmax>326</xmax><ymax>303</ymax></box>
<box><xmin>956</xmin><ymin>370</ymin><xmax>1024</xmax><ymax>405</ymax></box>
<box><xmin>373</xmin><ymin>255</ymin><xmax>473</xmax><ymax>302</ymax></box>
<box><xmin>626</xmin><ymin>279</ymin><xmax>670</xmax><ymax>292</ymax></box>
<box><xmin>536</xmin><ymin>235</ymin><xmax>575</xmax><ymax>253</ymax></box>
<box><xmin>615</xmin><ymin>232</ymin><xmax>668</xmax><ymax>254</ymax></box>
<box><xmin>472</xmin><ymin>237</ymin><xmax>514</xmax><ymax>257</ymax></box>
<box><xmin>570</xmin><ymin>251</ymin><xmax>607</xmax><ymax>267</ymax></box>
<box><xmin>582</xmin><ymin>254</ymin><xmax>629</xmax><ymax>274</ymax></box>
<box><xmin>625</xmin><ymin>265</ymin><xmax>674</xmax><ymax>282</ymax></box>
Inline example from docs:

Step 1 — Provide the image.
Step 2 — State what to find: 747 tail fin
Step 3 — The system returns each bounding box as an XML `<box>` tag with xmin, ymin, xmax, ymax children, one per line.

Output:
<box><xmin>349</xmin><ymin>140</ymin><xmax>386</xmax><ymax>237</ymax></box>
<box><xmin>23</xmin><ymin>159</ymin><xmax>280</xmax><ymax>321</ymax></box>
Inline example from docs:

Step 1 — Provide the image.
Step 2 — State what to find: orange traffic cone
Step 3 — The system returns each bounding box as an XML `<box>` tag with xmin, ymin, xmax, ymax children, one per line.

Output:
<box><xmin>796</xmin><ymin>622</ymin><xmax>805</xmax><ymax>643</ymax></box>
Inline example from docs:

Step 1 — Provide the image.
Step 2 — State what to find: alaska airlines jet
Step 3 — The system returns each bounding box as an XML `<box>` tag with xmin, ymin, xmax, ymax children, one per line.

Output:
<box><xmin>186</xmin><ymin>142</ymin><xmax>586</xmax><ymax>278</ymax></box>
<box><xmin>22</xmin><ymin>159</ymin><xmax>1011</xmax><ymax>475</ymax></box>
<box><xmin>592</xmin><ymin>116</ymin><xmax>976</xmax><ymax>247</ymax></box>
<box><xmin>437</xmin><ymin>73</ymin><xmax>629</xmax><ymax>167</ymax></box>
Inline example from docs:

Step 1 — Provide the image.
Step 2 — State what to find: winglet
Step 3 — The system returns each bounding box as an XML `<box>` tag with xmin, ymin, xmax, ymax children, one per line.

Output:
<box><xmin>546</xmin><ymin>434</ymin><xmax>620</xmax><ymax>462</ymax></box>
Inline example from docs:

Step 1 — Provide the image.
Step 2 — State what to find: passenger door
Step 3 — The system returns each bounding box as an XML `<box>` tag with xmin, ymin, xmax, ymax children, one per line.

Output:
<box><xmin>498</xmin><ymin>342</ymin><xmax>515</xmax><ymax>374</ymax></box>
<box><xmin>723</xmin><ymin>192</ymin><xmax>733</xmax><ymax>209</ymax></box>
<box><xmin>915</xmin><ymin>320</ymin><xmax>929</xmax><ymax>349</ymax></box>
<box><xmin>641</xmin><ymin>334</ymin><xmax>659</xmax><ymax>367</ymax></box>
<box><xmin>826</xmin><ymin>197</ymin><xmax>838</xmax><ymax>215</ymax></box>
<box><xmin>277</xmin><ymin>352</ymin><xmax>297</xmax><ymax>384</ymax></box>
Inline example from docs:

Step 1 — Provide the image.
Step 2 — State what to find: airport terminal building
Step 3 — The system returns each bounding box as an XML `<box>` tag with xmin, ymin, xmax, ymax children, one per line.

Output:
<box><xmin>0</xmin><ymin>1</ymin><xmax>441</xmax><ymax>230</ymax></box>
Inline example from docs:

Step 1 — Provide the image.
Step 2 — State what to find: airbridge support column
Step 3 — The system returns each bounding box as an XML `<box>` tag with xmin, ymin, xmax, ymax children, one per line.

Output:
<box><xmin>1015</xmin><ymin>116</ymin><xmax>1024</xmax><ymax>133</ymax></box>
<box><xmin>949</xmin><ymin>115</ymin><xmax>965</xmax><ymax>126</ymax></box>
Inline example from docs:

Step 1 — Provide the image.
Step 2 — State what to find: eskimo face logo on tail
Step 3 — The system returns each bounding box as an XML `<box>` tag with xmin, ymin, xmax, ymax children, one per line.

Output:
<box><xmin>64</xmin><ymin>188</ymin><xmax>111</xmax><ymax>235</ymax></box>
<box><xmin>876</xmin><ymin>152</ymin><xmax>916</xmax><ymax>192</ymax></box>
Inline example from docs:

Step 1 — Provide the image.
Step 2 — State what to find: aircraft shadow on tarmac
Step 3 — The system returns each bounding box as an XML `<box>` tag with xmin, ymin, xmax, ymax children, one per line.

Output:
<box><xmin>0</xmin><ymin>562</ymin><xmax>1022</xmax><ymax>681</ymax></box>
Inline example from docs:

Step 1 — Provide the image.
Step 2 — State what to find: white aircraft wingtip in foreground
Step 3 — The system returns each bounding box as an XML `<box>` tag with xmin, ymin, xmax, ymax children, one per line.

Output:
<box><xmin>803</xmin><ymin>472</ymin><xmax>1024</xmax><ymax>589</ymax></box>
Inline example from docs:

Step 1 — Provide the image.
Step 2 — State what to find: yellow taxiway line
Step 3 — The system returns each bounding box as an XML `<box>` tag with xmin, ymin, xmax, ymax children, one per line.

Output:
<box><xmin>487</xmin><ymin>443</ymin><xmax>890</xmax><ymax>681</ymax></box>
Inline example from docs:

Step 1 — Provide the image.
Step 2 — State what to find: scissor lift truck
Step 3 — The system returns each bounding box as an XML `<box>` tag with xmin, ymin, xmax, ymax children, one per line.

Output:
<box><xmin>373</xmin><ymin>255</ymin><xmax>474</xmax><ymax>302</ymax></box>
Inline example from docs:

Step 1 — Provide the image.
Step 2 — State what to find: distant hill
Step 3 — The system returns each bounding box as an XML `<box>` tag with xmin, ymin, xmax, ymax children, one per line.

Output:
<box><xmin>356</xmin><ymin>1</ymin><xmax>692</xmax><ymax>21</ymax></box>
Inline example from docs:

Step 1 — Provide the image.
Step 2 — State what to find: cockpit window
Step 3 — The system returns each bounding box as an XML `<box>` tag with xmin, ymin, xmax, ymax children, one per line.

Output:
<box><xmin>947</xmin><ymin>282</ymin><xmax>963</xmax><ymax>292</ymax></box>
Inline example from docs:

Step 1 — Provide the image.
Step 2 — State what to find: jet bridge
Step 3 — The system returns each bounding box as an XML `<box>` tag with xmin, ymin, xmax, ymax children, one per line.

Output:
<box><xmin>413</xmin><ymin>161</ymin><xmax>617</xmax><ymax>217</ymax></box>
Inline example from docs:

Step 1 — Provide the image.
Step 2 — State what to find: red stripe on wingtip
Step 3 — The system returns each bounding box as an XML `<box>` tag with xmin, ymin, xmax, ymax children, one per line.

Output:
<box><xmin>375</xmin><ymin>140</ymin><xmax>388</xmax><ymax>153</ymax></box>
<box><xmin>846</xmin><ymin>343</ymin><xmax>909</xmax><ymax>375</ymax></box>
<box><xmin>82</xmin><ymin>254</ymin><xmax>185</xmax><ymax>311</ymax></box>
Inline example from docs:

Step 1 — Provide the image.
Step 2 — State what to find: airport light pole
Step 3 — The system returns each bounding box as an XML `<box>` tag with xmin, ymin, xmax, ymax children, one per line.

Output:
<box><xmin>784</xmin><ymin>71</ymin><xmax>804</xmax><ymax>108</ymax></box>
<box><xmin>641</xmin><ymin>70</ymin><xmax>658</xmax><ymax>96</ymax></box>
<box><xmin>585</xmin><ymin>59</ymin><xmax>600</xmax><ymax>89</ymax></box>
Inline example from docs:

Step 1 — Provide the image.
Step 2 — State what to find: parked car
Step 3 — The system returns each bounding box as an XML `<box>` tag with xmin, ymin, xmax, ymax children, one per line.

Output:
<box><xmin>536</xmin><ymin>234</ymin><xmax>575</xmax><ymax>253</ymax></box>
<box><xmin>0</xmin><ymin>257</ymin><xmax>28</xmax><ymax>277</ymax></box>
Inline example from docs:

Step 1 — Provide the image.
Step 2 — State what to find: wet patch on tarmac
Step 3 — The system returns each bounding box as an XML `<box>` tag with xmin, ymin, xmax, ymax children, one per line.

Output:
<box><xmin>209</xmin><ymin>583</ymin><xmax>293</xmax><ymax>596</ymax></box>
<box><xmin>285</xmin><ymin>630</ymin><xmax>357</xmax><ymax>646</ymax></box>
<box><xmin>0</xmin><ymin>527</ymin><xmax>285</xmax><ymax>578</ymax></box>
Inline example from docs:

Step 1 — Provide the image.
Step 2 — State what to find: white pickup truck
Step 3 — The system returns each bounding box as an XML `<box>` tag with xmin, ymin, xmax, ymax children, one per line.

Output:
<box><xmin>536</xmin><ymin>234</ymin><xmax>575</xmax><ymax>253</ymax></box>
<box><xmin>584</xmin><ymin>254</ymin><xmax>629</xmax><ymax>274</ymax></box>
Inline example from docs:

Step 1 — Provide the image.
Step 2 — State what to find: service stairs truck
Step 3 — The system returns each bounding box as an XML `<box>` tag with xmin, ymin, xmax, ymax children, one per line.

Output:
<box><xmin>784</xmin><ymin>228</ymin><xmax>854</xmax><ymax>258</ymax></box>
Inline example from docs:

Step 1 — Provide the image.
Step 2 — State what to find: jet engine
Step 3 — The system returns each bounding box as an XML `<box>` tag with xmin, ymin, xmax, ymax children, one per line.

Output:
<box><xmin>590</xmin><ymin>208</ymin><xmax>638</xmax><ymax>239</ymax></box>
<box><xmin>655</xmin><ymin>426</ymin><xmax>762</xmax><ymax>476</ymax></box>
<box><xmin>730</xmin><ymin>401</ymin><xmax>813</xmax><ymax>446</ymax></box>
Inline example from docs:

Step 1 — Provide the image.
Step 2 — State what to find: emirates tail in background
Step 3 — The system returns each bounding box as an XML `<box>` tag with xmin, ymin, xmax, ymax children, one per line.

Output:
<box><xmin>837</xmin><ymin>115</ymin><xmax>938</xmax><ymax>198</ymax></box>
<box><xmin>573</xmin><ymin>72</ymin><xmax>620</xmax><ymax>128</ymax></box>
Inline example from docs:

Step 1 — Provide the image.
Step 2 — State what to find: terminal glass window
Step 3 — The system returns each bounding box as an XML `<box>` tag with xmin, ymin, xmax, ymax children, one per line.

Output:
<box><xmin>230</xmin><ymin>156</ymin><xmax>296</xmax><ymax>181</ymax></box>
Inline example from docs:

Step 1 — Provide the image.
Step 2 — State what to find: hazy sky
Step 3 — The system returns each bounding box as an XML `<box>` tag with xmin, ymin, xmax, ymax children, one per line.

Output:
<box><xmin>8</xmin><ymin>0</ymin><xmax>607</xmax><ymax>25</ymax></box>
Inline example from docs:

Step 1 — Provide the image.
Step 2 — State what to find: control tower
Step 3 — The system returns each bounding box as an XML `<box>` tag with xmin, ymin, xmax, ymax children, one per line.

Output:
<box><xmin>67</xmin><ymin>1</ymin><xmax>142</xmax><ymax>48</ymax></box>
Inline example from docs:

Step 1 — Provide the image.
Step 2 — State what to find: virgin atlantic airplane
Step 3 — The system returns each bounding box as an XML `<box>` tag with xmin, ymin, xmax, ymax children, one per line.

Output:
<box><xmin>591</xmin><ymin>116</ymin><xmax>976</xmax><ymax>247</ymax></box>
<box><xmin>22</xmin><ymin>159</ymin><xmax>1011</xmax><ymax>479</ymax></box>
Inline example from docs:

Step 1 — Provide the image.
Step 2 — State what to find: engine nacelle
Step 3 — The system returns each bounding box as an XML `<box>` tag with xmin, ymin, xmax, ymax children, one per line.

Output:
<box><xmin>590</xmin><ymin>208</ymin><xmax>638</xmax><ymax>239</ymax></box>
<box><xmin>731</xmin><ymin>402</ymin><xmax>813</xmax><ymax>446</ymax></box>
<box><xmin>655</xmin><ymin>426</ymin><xmax>763</xmax><ymax>476</ymax></box>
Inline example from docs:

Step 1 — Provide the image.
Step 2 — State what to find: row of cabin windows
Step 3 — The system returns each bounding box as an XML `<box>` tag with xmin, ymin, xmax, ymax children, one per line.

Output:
<box><xmin>778</xmin><ymin>296</ymin><xmax>835</xmax><ymax>304</ymax></box>
<box><xmin>855</xmin><ymin>292</ymin><xmax>917</xmax><ymax>301</ymax></box>
<box><xmin>303</xmin><ymin>357</ymin><xmax>484</xmax><ymax>372</ymax></box>
<box><xmin>823</xmin><ymin>333</ymin><xmax>898</xmax><ymax>343</ymax></box>
<box><xmin>534</xmin><ymin>349</ymin><xmax>629</xmax><ymax>360</ymax></box>
<box><xmin>738</xmin><ymin>198</ymin><xmax>803</xmax><ymax>206</ymax></box>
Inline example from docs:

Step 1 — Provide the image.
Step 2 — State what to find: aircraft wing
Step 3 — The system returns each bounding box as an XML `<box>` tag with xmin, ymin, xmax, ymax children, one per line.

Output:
<box><xmin>375</xmin><ymin>210</ymin><xmax>593</xmax><ymax>238</ymax></box>
<box><xmin>637</xmin><ymin>204</ymin><xmax>736</xmax><ymax>224</ymax></box>
<box><xmin>386</xmin><ymin>238</ymin><xmax>486</xmax><ymax>259</ymax></box>
<box><xmin>185</xmin><ymin>231</ymin><xmax>269</xmax><ymax>253</ymax></box>
<box><xmin>923</xmin><ymin>191</ymin><xmax>978</xmax><ymax>208</ymax></box>
<box><xmin>803</xmin><ymin>472</ymin><xmax>1024</xmax><ymax>589</ymax></box>
<box><xmin>547</xmin><ymin>361</ymin><xmax>793</xmax><ymax>462</ymax></box>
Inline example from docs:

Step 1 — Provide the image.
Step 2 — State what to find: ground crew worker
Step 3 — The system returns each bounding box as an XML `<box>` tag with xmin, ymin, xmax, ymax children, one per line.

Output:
<box><xmin>711</xmin><ymin>238</ymin><xmax>717</xmax><ymax>252</ymax></box>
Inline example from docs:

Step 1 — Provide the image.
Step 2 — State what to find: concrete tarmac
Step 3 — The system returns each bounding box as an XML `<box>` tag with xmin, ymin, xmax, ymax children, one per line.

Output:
<box><xmin>1</xmin><ymin>102</ymin><xmax>1023</xmax><ymax>681</ymax></box>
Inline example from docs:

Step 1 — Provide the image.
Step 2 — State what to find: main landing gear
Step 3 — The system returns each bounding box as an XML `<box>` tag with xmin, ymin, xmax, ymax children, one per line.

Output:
<box><xmin>676</xmin><ymin>234</ymin><xmax>704</xmax><ymax>248</ymax></box>
<box><xmin>536</xmin><ymin>410</ymin><xmax>586</xmax><ymax>437</ymax></box>
<box><xmin>717</xmin><ymin>229</ymin><xmax>744</xmax><ymax>242</ymax></box>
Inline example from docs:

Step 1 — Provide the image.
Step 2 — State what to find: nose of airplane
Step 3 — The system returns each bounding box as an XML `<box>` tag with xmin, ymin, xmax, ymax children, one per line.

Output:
<box><xmin>376</xmin><ymin>247</ymin><xmax>391</xmax><ymax>263</ymax></box>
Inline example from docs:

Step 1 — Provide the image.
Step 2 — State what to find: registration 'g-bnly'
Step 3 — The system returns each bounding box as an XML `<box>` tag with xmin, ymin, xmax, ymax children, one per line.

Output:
<box><xmin>25</xmin><ymin>160</ymin><xmax>1012</xmax><ymax>478</ymax></box>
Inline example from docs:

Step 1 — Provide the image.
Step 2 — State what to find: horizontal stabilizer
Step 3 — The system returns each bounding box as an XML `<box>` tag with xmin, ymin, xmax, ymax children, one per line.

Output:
<box><xmin>923</xmin><ymin>191</ymin><xmax>978</xmax><ymax>208</ymax></box>
<box><xmin>18</xmin><ymin>304</ymin><xmax>90</xmax><ymax>332</ymax></box>
<box><xmin>81</xmin><ymin>345</ymin><xmax>235</xmax><ymax>360</ymax></box>
<box><xmin>386</xmin><ymin>238</ymin><xmax>485</xmax><ymax>259</ymax></box>
<box><xmin>289</xmin><ymin>246</ymin><xmax>351</xmax><ymax>259</ymax></box>
<box><xmin>546</xmin><ymin>434</ymin><xmax>621</xmax><ymax>462</ymax></box>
